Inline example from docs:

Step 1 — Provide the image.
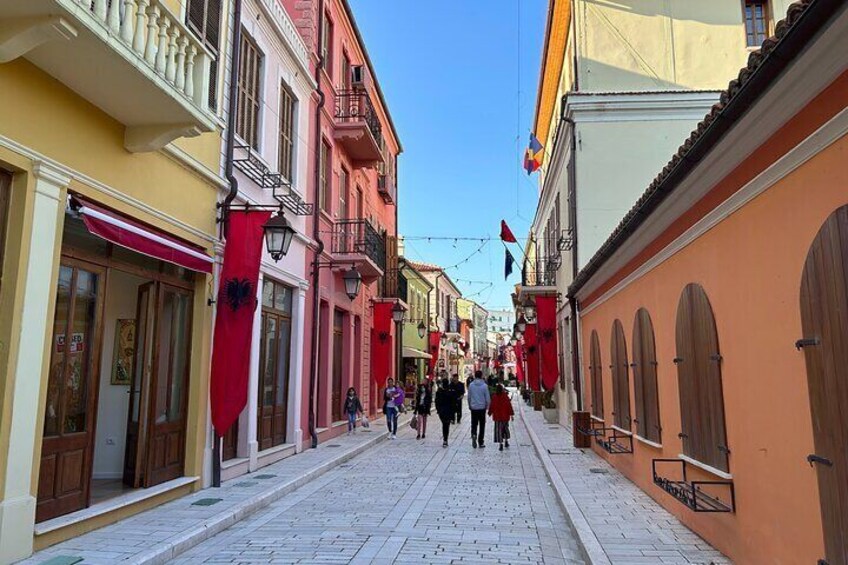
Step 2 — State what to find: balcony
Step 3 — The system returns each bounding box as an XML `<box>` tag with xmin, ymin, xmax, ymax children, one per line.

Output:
<box><xmin>330</xmin><ymin>219</ymin><xmax>386</xmax><ymax>281</ymax></box>
<box><xmin>0</xmin><ymin>0</ymin><xmax>217</xmax><ymax>152</ymax></box>
<box><xmin>518</xmin><ymin>256</ymin><xmax>558</xmax><ymax>300</ymax></box>
<box><xmin>333</xmin><ymin>90</ymin><xmax>384</xmax><ymax>166</ymax></box>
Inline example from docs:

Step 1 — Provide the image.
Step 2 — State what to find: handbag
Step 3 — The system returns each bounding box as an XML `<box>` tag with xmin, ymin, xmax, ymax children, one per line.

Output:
<box><xmin>361</xmin><ymin>416</ymin><xmax>370</xmax><ymax>429</ymax></box>
<box><xmin>409</xmin><ymin>416</ymin><xmax>418</xmax><ymax>430</ymax></box>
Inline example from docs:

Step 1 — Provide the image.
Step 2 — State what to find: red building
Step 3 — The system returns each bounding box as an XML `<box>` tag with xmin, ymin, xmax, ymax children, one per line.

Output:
<box><xmin>284</xmin><ymin>0</ymin><xmax>403</xmax><ymax>447</ymax></box>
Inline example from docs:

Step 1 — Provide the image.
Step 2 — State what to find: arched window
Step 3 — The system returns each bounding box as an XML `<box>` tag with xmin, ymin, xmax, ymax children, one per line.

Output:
<box><xmin>799</xmin><ymin>205</ymin><xmax>848</xmax><ymax>563</ymax></box>
<box><xmin>632</xmin><ymin>308</ymin><xmax>661</xmax><ymax>443</ymax></box>
<box><xmin>610</xmin><ymin>320</ymin><xmax>631</xmax><ymax>430</ymax></box>
<box><xmin>588</xmin><ymin>330</ymin><xmax>604</xmax><ymax>419</ymax></box>
<box><xmin>675</xmin><ymin>283</ymin><xmax>729</xmax><ymax>472</ymax></box>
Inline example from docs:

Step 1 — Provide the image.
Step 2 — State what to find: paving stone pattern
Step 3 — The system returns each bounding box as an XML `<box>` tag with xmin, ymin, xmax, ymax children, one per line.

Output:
<box><xmin>521</xmin><ymin>406</ymin><xmax>731</xmax><ymax>565</ymax></box>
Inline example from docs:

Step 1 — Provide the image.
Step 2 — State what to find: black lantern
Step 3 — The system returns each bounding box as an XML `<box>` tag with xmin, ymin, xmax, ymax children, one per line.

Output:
<box><xmin>522</xmin><ymin>298</ymin><xmax>536</xmax><ymax>321</ymax></box>
<box><xmin>392</xmin><ymin>302</ymin><xmax>406</xmax><ymax>323</ymax></box>
<box><xmin>417</xmin><ymin>321</ymin><xmax>426</xmax><ymax>339</ymax></box>
<box><xmin>263</xmin><ymin>212</ymin><xmax>296</xmax><ymax>261</ymax></box>
<box><xmin>342</xmin><ymin>267</ymin><xmax>362</xmax><ymax>300</ymax></box>
<box><xmin>440</xmin><ymin>334</ymin><xmax>447</xmax><ymax>347</ymax></box>
<box><xmin>516</xmin><ymin>316</ymin><xmax>527</xmax><ymax>333</ymax></box>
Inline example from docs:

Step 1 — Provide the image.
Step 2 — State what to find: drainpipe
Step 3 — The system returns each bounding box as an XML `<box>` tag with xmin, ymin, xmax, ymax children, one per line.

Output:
<box><xmin>563</xmin><ymin>115</ymin><xmax>582</xmax><ymax>412</ymax></box>
<box><xmin>213</xmin><ymin>0</ymin><xmax>244</xmax><ymax>489</ymax></box>
<box><xmin>308</xmin><ymin>0</ymin><xmax>326</xmax><ymax>449</ymax></box>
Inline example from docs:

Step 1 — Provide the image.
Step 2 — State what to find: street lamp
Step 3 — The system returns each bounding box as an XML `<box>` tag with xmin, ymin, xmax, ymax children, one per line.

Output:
<box><xmin>417</xmin><ymin>321</ymin><xmax>426</xmax><ymax>339</ymax></box>
<box><xmin>522</xmin><ymin>298</ymin><xmax>536</xmax><ymax>321</ymax></box>
<box><xmin>516</xmin><ymin>316</ymin><xmax>527</xmax><ymax>333</ymax></box>
<box><xmin>391</xmin><ymin>302</ymin><xmax>406</xmax><ymax>323</ymax></box>
<box><xmin>342</xmin><ymin>267</ymin><xmax>362</xmax><ymax>300</ymax></box>
<box><xmin>440</xmin><ymin>334</ymin><xmax>447</xmax><ymax>347</ymax></box>
<box><xmin>263</xmin><ymin>212</ymin><xmax>296</xmax><ymax>261</ymax></box>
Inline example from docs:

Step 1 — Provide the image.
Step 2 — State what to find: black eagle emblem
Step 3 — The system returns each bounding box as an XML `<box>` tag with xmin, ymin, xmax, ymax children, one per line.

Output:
<box><xmin>528</xmin><ymin>345</ymin><xmax>537</xmax><ymax>355</ymax></box>
<box><xmin>222</xmin><ymin>278</ymin><xmax>254</xmax><ymax>311</ymax></box>
<box><xmin>378</xmin><ymin>331</ymin><xmax>391</xmax><ymax>344</ymax></box>
<box><xmin>541</xmin><ymin>328</ymin><xmax>555</xmax><ymax>342</ymax></box>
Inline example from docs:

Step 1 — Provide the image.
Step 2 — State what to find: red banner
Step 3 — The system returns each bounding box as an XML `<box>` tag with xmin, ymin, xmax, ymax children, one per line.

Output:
<box><xmin>427</xmin><ymin>331</ymin><xmax>442</xmax><ymax>378</ymax></box>
<box><xmin>514</xmin><ymin>343</ymin><xmax>525</xmax><ymax>383</ymax></box>
<box><xmin>524</xmin><ymin>324</ymin><xmax>540</xmax><ymax>391</ymax></box>
<box><xmin>371</xmin><ymin>302</ymin><xmax>394</xmax><ymax>388</ymax></box>
<box><xmin>537</xmin><ymin>296</ymin><xmax>560</xmax><ymax>390</ymax></box>
<box><xmin>210</xmin><ymin>210</ymin><xmax>270</xmax><ymax>433</ymax></box>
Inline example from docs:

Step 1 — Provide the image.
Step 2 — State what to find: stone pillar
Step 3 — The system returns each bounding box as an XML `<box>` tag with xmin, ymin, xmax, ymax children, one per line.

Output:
<box><xmin>0</xmin><ymin>162</ymin><xmax>68</xmax><ymax>563</ymax></box>
<box><xmin>246</xmin><ymin>271</ymin><xmax>263</xmax><ymax>471</ymax></box>
<box><xmin>289</xmin><ymin>284</ymin><xmax>307</xmax><ymax>453</ymax></box>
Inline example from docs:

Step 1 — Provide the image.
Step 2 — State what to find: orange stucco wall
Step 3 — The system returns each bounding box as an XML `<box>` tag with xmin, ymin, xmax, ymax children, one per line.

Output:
<box><xmin>578</xmin><ymin>103</ymin><xmax>848</xmax><ymax>563</ymax></box>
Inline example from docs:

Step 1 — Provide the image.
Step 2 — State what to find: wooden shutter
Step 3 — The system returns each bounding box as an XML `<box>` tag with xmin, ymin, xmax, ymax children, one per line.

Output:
<box><xmin>675</xmin><ymin>284</ymin><xmax>728</xmax><ymax>472</ymax></box>
<box><xmin>385</xmin><ymin>235</ymin><xmax>398</xmax><ymax>298</ymax></box>
<box><xmin>186</xmin><ymin>0</ymin><xmax>221</xmax><ymax>109</ymax></box>
<box><xmin>632</xmin><ymin>308</ymin><xmax>661</xmax><ymax>443</ymax></box>
<box><xmin>610</xmin><ymin>320</ymin><xmax>631</xmax><ymax>430</ymax></box>
<box><xmin>799</xmin><ymin>205</ymin><xmax>848</xmax><ymax>563</ymax></box>
<box><xmin>237</xmin><ymin>30</ymin><xmax>262</xmax><ymax>149</ymax></box>
<box><xmin>589</xmin><ymin>330</ymin><xmax>604</xmax><ymax>419</ymax></box>
<box><xmin>278</xmin><ymin>84</ymin><xmax>295</xmax><ymax>182</ymax></box>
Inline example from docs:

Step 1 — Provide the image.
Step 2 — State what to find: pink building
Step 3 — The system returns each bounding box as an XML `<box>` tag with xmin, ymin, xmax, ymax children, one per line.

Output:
<box><xmin>284</xmin><ymin>0</ymin><xmax>403</xmax><ymax>446</ymax></box>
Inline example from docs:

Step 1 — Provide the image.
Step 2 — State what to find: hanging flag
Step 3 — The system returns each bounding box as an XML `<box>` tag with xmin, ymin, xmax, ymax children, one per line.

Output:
<box><xmin>427</xmin><ymin>331</ymin><xmax>442</xmax><ymax>378</ymax></box>
<box><xmin>537</xmin><ymin>296</ymin><xmax>560</xmax><ymax>390</ymax></box>
<box><xmin>514</xmin><ymin>342</ymin><xmax>525</xmax><ymax>383</ymax></box>
<box><xmin>210</xmin><ymin>210</ymin><xmax>271</xmax><ymax>434</ymax></box>
<box><xmin>523</xmin><ymin>134</ymin><xmax>544</xmax><ymax>175</ymax></box>
<box><xmin>524</xmin><ymin>324</ymin><xmax>540</xmax><ymax>391</ymax></box>
<box><xmin>505</xmin><ymin>248</ymin><xmax>515</xmax><ymax>280</ymax></box>
<box><xmin>500</xmin><ymin>220</ymin><xmax>517</xmax><ymax>243</ymax></box>
<box><xmin>371</xmin><ymin>302</ymin><xmax>394</xmax><ymax>388</ymax></box>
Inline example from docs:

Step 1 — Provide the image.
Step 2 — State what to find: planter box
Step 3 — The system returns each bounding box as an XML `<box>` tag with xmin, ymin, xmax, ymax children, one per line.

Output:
<box><xmin>542</xmin><ymin>407</ymin><xmax>559</xmax><ymax>424</ymax></box>
<box><xmin>532</xmin><ymin>391</ymin><xmax>542</xmax><ymax>411</ymax></box>
<box><xmin>572</xmin><ymin>411</ymin><xmax>592</xmax><ymax>448</ymax></box>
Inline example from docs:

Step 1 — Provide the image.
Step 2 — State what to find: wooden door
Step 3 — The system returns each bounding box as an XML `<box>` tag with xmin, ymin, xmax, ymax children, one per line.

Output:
<box><xmin>38</xmin><ymin>261</ymin><xmax>106</xmax><ymax>522</ymax></box>
<box><xmin>799</xmin><ymin>205</ymin><xmax>848</xmax><ymax>564</ymax></box>
<box><xmin>222</xmin><ymin>420</ymin><xmax>238</xmax><ymax>461</ymax></box>
<box><xmin>632</xmin><ymin>308</ymin><xmax>661</xmax><ymax>443</ymax></box>
<box><xmin>588</xmin><ymin>330</ymin><xmax>604</xmax><ymax>419</ymax></box>
<box><xmin>675</xmin><ymin>283</ymin><xmax>729</xmax><ymax>472</ymax></box>
<box><xmin>332</xmin><ymin>311</ymin><xmax>344</xmax><ymax>422</ymax></box>
<box><xmin>610</xmin><ymin>320</ymin><xmax>631</xmax><ymax>430</ymax></box>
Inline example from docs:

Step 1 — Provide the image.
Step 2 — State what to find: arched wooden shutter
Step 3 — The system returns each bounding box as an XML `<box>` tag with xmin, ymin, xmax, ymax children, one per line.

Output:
<box><xmin>610</xmin><ymin>320</ymin><xmax>631</xmax><ymax>430</ymax></box>
<box><xmin>675</xmin><ymin>284</ymin><xmax>729</xmax><ymax>472</ymax></box>
<box><xmin>632</xmin><ymin>308</ymin><xmax>661</xmax><ymax>443</ymax></box>
<box><xmin>589</xmin><ymin>330</ymin><xmax>604</xmax><ymax>419</ymax></box>
<box><xmin>799</xmin><ymin>205</ymin><xmax>848</xmax><ymax>563</ymax></box>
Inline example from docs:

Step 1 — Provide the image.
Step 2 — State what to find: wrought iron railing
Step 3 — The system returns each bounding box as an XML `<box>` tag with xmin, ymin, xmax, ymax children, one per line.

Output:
<box><xmin>335</xmin><ymin>90</ymin><xmax>383</xmax><ymax>146</ymax></box>
<box><xmin>652</xmin><ymin>459</ymin><xmax>735</xmax><ymax>513</ymax></box>
<box><xmin>522</xmin><ymin>259</ymin><xmax>558</xmax><ymax>287</ymax></box>
<box><xmin>594</xmin><ymin>428</ymin><xmax>634</xmax><ymax>455</ymax></box>
<box><xmin>331</xmin><ymin>219</ymin><xmax>386</xmax><ymax>272</ymax></box>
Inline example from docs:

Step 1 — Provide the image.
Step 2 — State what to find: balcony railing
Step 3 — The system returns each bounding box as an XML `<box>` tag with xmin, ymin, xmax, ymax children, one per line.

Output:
<box><xmin>522</xmin><ymin>260</ymin><xmax>558</xmax><ymax>287</ymax></box>
<box><xmin>333</xmin><ymin>90</ymin><xmax>384</xmax><ymax>164</ymax></box>
<box><xmin>336</xmin><ymin>90</ymin><xmax>382</xmax><ymax>141</ymax></box>
<box><xmin>331</xmin><ymin>219</ymin><xmax>386</xmax><ymax>273</ymax></box>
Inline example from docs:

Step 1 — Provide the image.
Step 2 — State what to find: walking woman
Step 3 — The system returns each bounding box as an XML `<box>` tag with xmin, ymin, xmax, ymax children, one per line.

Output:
<box><xmin>488</xmin><ymin>384</ymin><xmax>514</xmax><ymax>451</ymax></box>
<box><xmin>344</xmin><ymin>387</ymin><xmax>363</xmax><ymax>435</ymax></box>
<box><xmin>413</xmin><ymin>383</ymin><xmax>432</xmax><ymax>440</ymax></box>
<box><xmin>435</xmin><ymin>378</ymin><xmax>455</xmax><ymax>448</ymax></box>
<box><xmin>383</xmin><ymin>378</ymin><xmax>403</xmax><ymax>439</ymax></box>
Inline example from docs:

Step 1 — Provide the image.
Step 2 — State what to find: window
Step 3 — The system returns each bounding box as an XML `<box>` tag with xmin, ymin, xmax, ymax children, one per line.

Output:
<box><xmin>236</xmin><ymin>29</ymin><xmax>262</xmax><ymax>149</ymax></box>
<box><xmin>338</xmin><ymin>166</ymin><xmax>348</xmax><ymax>219</ymax></box>
<box><xmin>588</xmin><ymin>330</ymin><xmax>604</xmax><ymax>419</ymax></box>
<box><xmin>258</xmin><ymin>279</ymin><xmax>293</xmax><ymax>450</ymax></box>
<box><xmin>675</xmin><ymin>283</ymin><xmax>729</xmax><ymax>472</ymax></box>
<box><xmin>744</xmin><ymin>1</ymin><xmax>770</xmax><ymax>47</ymax></box>
<box><xmin>610</xmin><ymin>319</ymin><xmax>631</xmax><ymax>431</ymax></box>
<box><xmin>278</xmin><ymin>83</ymin><xmax>295</xmax><ymax>182</ymax></box>
<box><xmin>0</xmin><ymin>171</ymin><xmax>10</xmax><ymax>294</ymax></box>
<box><xmin>319</xmin><ymin>140</ymin><xmax>331</xmax><ymax>212</ymax></box>
<box><xmin>321</xmin><ymin>11</ymin><xmax>333</xmax><ymax>76</ymax></box>
<box><xmin>341</xmin><ymin>52</ymin><xmax>350</xmax><ymax>90</ymax></box>
<box><xmin>186</xmin><ymin>0</ymin><xmax>222</xmax><ymax>109</ymax></box>
<box><xmin>632</xmin><ymin>308</ymin><xmax>661</xmax><ymax>443</ymax></box>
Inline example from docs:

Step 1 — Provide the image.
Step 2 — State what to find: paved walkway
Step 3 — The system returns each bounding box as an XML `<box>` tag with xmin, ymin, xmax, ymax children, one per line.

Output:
<box><xmin>519</xmin><ymin>403</ymin><xmax>730</xmax><ymax>565</ymax></box>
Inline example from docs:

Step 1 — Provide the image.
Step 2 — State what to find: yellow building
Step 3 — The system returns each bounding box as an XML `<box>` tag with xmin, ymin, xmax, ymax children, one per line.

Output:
<box><xmin>0</xmin><ymin>0</ymin><xmax>229</xmax><ymax>560</ymax></box>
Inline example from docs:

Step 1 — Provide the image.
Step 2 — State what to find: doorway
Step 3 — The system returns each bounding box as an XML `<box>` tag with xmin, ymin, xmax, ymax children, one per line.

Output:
<box><xmin>332</xmin><ymin>310</ymin><xmax>345</xmax><ymax>423</ymax></box>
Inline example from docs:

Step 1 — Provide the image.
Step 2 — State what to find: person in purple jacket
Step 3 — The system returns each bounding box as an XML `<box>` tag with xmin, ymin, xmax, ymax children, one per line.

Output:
<box><xmin>383</xmin><ymin>378</ymin><xmax>404</xmax><ymax>439</ymax></box>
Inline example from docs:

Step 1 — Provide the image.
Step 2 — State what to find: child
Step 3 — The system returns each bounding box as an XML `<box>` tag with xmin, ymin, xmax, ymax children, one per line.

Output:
<box><xmin>344</xmin><ymin>387</ymin><xmax>363</xmax><ymax>434</ymax></box>
<box><xmin>488</xmin><ymin>384</ymin><xmax>514</xmax><ymax>451</ymax></box>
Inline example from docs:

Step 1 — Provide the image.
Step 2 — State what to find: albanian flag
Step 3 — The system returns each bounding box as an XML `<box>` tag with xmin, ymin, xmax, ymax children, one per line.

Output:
<box><xmin>500</xmin><ymin>220</ymin><xmax>517</xmax><ymax>243</ymax></box>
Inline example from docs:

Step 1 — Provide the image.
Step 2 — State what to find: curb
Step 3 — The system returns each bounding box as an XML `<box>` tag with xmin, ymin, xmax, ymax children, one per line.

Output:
<box><xmin>519</xmin><ymin>403</ymin><xmax>611</xmax><ymax>565</ymax></box>
<box><xmin>132</xmin><ymin>418</ymin><xmax>407</xmax><ymax>565</ymax></box>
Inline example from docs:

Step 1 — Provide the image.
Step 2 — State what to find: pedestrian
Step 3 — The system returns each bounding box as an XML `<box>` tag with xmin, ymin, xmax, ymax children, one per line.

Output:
<box><xmin>467</xmin><ymin>370</ymin><xmax>491</xmax><ymax>449</ymax></box>
<box><xmin>383</xmin><ymin>378</ymin><xmax>403</xmax><ymax>439</ymax></box>
<box><xmin>435</xmin><ymin>378</ymin><xmax>455</xmax><ymax>448</ymax></box>
<box><xmin>344</xmin><ymin>387</ymin><xmax>363</xmax><ymax>435</ymax></box>
<box><xmin>488</xmin><ymin>384</ymin><xmax>514</xmax><ymax>451</ymax></box>
<box><xmin>414</xmin><ymin>382</ymin><xmax>432</xmax><ymax>440</ymax></box>
<box><xmin>450</xmin><ymin>373</ymin><xmax>466</xmax><ymax>424</ymax></box>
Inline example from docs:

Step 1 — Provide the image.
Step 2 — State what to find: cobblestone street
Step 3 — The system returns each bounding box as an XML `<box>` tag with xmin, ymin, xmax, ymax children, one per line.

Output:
<box><xmin>171</xmin><ymin>402</ymin><xmax>584</xmax><ymax>564</ymax></box>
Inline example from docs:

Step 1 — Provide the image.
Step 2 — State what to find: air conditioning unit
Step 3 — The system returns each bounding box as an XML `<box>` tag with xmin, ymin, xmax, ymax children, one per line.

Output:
<box><xmin>351</xmin><ymin>65</ymin><xmax>367</xmax><ymax>89</ymax></box>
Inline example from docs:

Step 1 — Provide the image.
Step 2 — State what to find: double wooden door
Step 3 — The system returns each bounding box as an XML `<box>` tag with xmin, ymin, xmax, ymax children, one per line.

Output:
<box><xmin>332</xmin><ymin>311</ymin><xmax>345</xmax><ymax>422</ymax></box>
<box><xmin>799</xmin><ymin>205</ymin><xmax>848</xmax><ymax>564</ymax></box>
<box><xmin>124</xmin><ymin>282</ymin><xmax>193</xmax><ymax>488</ymax></box>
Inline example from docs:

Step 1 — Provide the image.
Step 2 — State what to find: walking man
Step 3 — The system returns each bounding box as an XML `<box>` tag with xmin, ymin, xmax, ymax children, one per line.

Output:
<box><xmin>450</xmin><ymin>373</ymin><xmax>465</xmax><ymax>424</ymax></box>
<box><xmin>435</xmin><ymin>378</ymin><xmax>455</xmax><ymax>448</ymax></box>
<box><xmin>467</xmin><ymin>370</ymin><xmax>491</xmax><ymax>448</ymax></box>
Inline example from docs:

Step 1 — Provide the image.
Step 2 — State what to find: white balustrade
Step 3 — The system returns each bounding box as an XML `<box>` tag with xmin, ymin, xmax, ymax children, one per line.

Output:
<box><xmin>65</xmin><ymin>0</ymin><xmax>212</xmax><ymax>110</ymax></box>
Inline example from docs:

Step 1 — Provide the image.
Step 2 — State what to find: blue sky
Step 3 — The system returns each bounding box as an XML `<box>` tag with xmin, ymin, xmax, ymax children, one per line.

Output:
<box><xmin>349</xmin><ymin>0</ymin><xmax>547</xmax><ymax>310</ymax></box>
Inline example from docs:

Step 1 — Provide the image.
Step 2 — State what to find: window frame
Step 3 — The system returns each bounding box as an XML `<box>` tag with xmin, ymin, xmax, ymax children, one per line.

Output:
<box><xmin>236</xmin><ymin>28</ymin><xmax>263</xmax><ymax>150</ymax></box>
<box><xmin>338</xmin><ymin>166</ymin><xmax>348</xmax><ymax>219</ymax></box>
<box><xmin>277</xmin><ymin>81</ymin><xmax>296</xmax><ymax>183</ymax></box>
<box><xmin>743</xmin><ymin>0</ymin><xmax>771</xmax><ymax>48</ymax></box>
<box><xmin>257</xmin><ymin>278</ymin><xmax>294</xmax><ymax>450</ymax></box>
<box><xmin>321</xmin><ymin>10</ymin><xmax>333</xmax><ymax>78</ymax></box>
<box><xmin>319</xmin><ymin>139</ymin><xmax>331</xmax><ymax>213</ymax></box>
<box><xmin>185</xmin><ymin>0</ymin><xmax>222</xmax><ymax>109</ymax></box>
<box><xmin>0</xmin><ymin>171</ymin><xmax>10</xmax><ymax>294</ymax></box>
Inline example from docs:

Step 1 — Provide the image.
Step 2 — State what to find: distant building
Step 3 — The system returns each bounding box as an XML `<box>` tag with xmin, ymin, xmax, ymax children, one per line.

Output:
<box><xmin>486</xmin><ymin>308</ymin><xmax>515</xmax><ymax>346</ymax></box>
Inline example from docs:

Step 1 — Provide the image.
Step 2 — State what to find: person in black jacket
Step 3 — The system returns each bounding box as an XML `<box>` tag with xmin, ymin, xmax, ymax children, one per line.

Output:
<box><xmin>450</xmin><ymin>373</ymin><xmax>466</xmax><ymax>424</ymax></box>
<box><xmin>435</xmin><ymin>378</ymin><xmax>456</xmax><ymax>448</ymax></box>
<box><xmin>343</xmin><ymin>387</ymin><xmax>363</xmax><ymax>434</ymax></box>
<box><xmin>413</xmin><ymin>383</ymin><xmax>432</xmax><ymax>440</ymax></box>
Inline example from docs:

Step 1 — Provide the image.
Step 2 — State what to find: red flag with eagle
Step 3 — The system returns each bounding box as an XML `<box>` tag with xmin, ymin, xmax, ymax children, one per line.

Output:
<box><xmin>210</xmin><ymin>210</ymin><xmax>271</xmax><ymax>434</ymax></box>
<box><xmin>537</xmin><ymin>296</ymin><xmax>560</xmax><ymax>390</ymax></box>
<box><xmin>427</xmin><ymin>331</ymin><xmax>442</xmax><ymax>378</ymax></box>
<box><xmin>371</xmin><ymin>302</ymin><xmax>394</xmax><ymax>388</ymax></box>
<box><xmin>524</xmin><ymin>324</ymin><xmax>540</xmax><ymax>391</ymax></box>
<box><xmin>514</xmin><ymin>341</ymin><xmax>525</xmax><ymax>383</ymax></box>
<box><xmin>500</xmin><ymin>220</ymin><xmax>517</xmax><ymax>243</ymax></box>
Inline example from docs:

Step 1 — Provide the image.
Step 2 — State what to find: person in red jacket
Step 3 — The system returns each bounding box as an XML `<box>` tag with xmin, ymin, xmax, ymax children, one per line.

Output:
<box><xmin>488</xmin><ymin>384</ymin><xmax>514</xmax><ymax>451</ymax></box>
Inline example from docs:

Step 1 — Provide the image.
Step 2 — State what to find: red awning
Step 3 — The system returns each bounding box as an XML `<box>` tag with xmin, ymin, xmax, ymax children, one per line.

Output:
<box><xmin>70</xmin><ymin>195</ymin><xmax>214</xmax><ymax>274</ymax></box>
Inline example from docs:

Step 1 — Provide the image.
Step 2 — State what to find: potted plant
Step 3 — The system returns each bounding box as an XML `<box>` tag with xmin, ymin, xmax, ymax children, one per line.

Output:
<box><xmin>541</xmin><ymin>390</ymin><xmax>558</xmax><ymax>424</ymax></box>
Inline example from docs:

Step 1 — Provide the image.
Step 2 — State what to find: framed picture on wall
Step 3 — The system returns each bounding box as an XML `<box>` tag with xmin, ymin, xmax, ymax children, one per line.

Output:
<box><xmin>111</xmin><ymin>318</ymin><xmax>135</xmax><ymax>385</ymax></box>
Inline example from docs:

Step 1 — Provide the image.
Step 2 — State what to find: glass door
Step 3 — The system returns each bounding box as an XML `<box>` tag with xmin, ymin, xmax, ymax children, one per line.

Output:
<box><xmin>123</xmin><ymin>282</ymin><xmax>155</xmax><ymax>487</ymax></box>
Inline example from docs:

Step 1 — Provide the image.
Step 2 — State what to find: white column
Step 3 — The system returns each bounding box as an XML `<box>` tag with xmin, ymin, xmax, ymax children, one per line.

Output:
<box><xmin>246</xmin><ymin>272</ymin><xmax>262</xmax><ymax>471</ymax></box>
<box><xmin>201</xmin><ymin>241</ymin><xmax>224</xmax><ymax>489</ymax></box>
<box><xmin>289</xmin><ymin>284</ymin><xmax>307</xmax><ymax>453</ymax></box>
<box><xmin>0</xmin><ymin>162</ymin><xmax>68</xmax><ymax>564</ymax></box>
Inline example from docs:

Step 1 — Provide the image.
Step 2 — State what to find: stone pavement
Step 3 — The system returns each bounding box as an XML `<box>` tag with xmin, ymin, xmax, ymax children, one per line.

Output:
<box><xmin>519</xmin><ymin>403</ymin><xmax>731</xmax><ymax>565</ymax></box>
